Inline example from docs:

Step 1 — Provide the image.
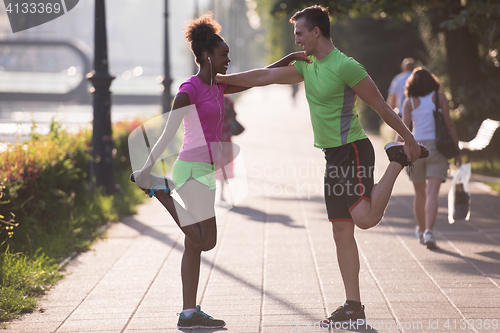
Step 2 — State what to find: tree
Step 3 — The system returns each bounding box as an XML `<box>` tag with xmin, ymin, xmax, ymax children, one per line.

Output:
<box><xmin>271</xmin><ymin>0</ymin><xmax>498</xmax><ymax>98</ymax></box>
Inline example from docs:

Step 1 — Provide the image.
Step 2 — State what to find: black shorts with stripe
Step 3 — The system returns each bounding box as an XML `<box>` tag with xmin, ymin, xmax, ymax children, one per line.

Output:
<box><xmin>323</xmin><ymin>138</ymin><xmax>375</xmax><ymax>221</ymax></box>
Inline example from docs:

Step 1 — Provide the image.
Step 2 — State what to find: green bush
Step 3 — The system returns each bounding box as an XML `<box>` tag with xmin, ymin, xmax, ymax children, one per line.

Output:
<box><xmin>0</xmin><ymin>118</ymin><xmax>146</xmax><ymax>322</ymax></box>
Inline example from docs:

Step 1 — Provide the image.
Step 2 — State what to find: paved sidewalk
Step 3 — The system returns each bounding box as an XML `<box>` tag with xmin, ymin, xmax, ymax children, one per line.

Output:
<box><xmin>5</xmin><ymin>86</ymin><xmax>500</xmax><ymax>333</ymax></box>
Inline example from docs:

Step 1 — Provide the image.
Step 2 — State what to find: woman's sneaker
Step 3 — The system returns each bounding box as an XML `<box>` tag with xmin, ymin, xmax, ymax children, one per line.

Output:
<box><xmin>130</xmin><ymin>171</ymin><xmax>176</xmax><ymax>196</ymax></box>
<box><xmin>415</xmin><ymin>227</ymin><xmax>425</xmax><ymax>245</ymax></box>
<box><xmin>321</xmin><ymin>303</ymin><xmax>366</xmax><ymax>327</ymax></box>
<box><xmin>177</xmin><ymin>305</ymin><xmax>226</xmax><ymax>329</ymax></box>
<box><xmin>384</xmin><ymin>142</ymin><xmax>429</xmax><ymax>167</ymax></box>
<box><xmin>424</xmin><ymin>229</ymin><xmax>437</xmax><ymax>249</ymax></box>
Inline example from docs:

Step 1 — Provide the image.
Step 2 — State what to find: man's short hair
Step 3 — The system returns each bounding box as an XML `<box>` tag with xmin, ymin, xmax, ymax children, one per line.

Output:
<box><xmin>402</xmin><ymin>57</ymin><xmax>415</xmax><ymax>72</ymax></box>
<box><xmin>290</xmin><ymin>5</ymin><xmax>331</xmax><ymax>39</ymax></box>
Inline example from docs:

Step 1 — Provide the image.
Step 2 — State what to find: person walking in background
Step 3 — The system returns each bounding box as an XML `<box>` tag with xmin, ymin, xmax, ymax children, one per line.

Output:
<box><xmin>387</xmin><ymin>57</ymin><xmax>415</xmax><ymax>117</ymax></box>
<box><xmin>398</xmin><ymin>67</ymin><xmax>461</xmax><ymax>249</ymax></box>
<box><xmin>217</xmin><ymin>5</ymin><xmax>428</xmax><ymax>327</ymax></box>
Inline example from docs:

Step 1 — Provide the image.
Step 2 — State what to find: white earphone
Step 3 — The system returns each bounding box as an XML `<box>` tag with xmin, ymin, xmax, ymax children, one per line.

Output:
<box><xmin>208</xmin><ymin>56</ymin><xmax>211</xmax><ymax>63</ymax></box>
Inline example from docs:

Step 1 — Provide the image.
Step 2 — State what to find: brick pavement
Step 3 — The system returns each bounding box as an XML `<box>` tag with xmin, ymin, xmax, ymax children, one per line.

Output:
<box><xmin>5</xmin><ymin>85</ymin><xmax>500</xmax><ymax>333</ymax></box>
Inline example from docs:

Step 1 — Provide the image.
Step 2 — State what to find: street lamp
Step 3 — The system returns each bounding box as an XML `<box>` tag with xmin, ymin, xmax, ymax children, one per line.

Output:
<box><xmin>87</xmin><ymin>0</ymin><xmax>115</xmax><ymax>194</ymax></box>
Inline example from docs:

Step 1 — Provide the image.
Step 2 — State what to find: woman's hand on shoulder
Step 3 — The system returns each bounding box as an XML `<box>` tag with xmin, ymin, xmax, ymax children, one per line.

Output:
<box><xmin>454</xmin><ymin>154</ymin><xmax>462</xmax><ymax>166</ymax></box>
<box><xmin>215</xmin><ymin>74</ymin><xmax>224</xmax><ymax>84</ymax></box>
<box><xmin>288</xmin><ymin>51</ymin><xmax>311</xmax><ymax>63</ymax></box>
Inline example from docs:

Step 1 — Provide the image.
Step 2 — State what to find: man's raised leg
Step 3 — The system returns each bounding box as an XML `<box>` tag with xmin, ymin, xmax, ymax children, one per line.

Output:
<box><xmin>351</xmin><ymin>141</ymin><xmax>429</xmax><ymax>230</ymax></box>
<box><xmin>350</xmin><ymin>161</ymin><xmax>403</xmax><ymax>230</ymax></box>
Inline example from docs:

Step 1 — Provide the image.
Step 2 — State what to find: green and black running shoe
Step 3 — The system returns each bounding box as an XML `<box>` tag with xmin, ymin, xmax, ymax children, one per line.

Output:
<box><xmin>384</xmin><ymin>141</ymin><xmax>429</xmax><ymax>167</ymax></box>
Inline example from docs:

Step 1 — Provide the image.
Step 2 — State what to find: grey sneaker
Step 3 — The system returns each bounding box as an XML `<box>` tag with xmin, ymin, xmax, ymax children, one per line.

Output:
<box><xmin>424</xmin><ymin>230</ymin><xmax>436</xmax><ymax>249</ymax></box>
<box><xmin>415</xmin><ymin>227</ymin><xmax>424</xmax><ymax>245</ymax></box>
<box><xmin>321</xmin><ymin>303</ymin><xmax>366</xmax><ymax>327</ymax></box>
<box><xmin>177</xmin><ymin>305</ymin><xmax>225</xmax><ymax>329</ymax></box>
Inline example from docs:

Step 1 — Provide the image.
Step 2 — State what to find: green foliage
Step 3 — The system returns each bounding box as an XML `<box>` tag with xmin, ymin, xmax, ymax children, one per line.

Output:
<box><xmin>462</xmin><ymin>147</ymin><xmax>500</xmax><ymax>178</ymax></box>
<box><xmin>0</xmin><ymin>251</ymin><xmax>62</xmax><ymax>322</ymax></box>
<box><xmin>0</xmin><ymin>120</ymin><xmax>92</xmax><ymax>256</ymax></box>
<box><xmin>485</xmin><ymin>182</ymin><xmax>500</xmax><ymax>192</ymax></box>
<box><xmin>438</xmin><ymin>0</ymin><xmax>500</xmax><ymax>49</ymax></box>
<box><xmin>0</xmin><ymin>118</ymin><xmax>146</xmax><ymax>322</ymax></box>
<box><xmin>256</xmin><ymin>0</ymin><xmax>302</xmax><ymax>64</ymax></box>
<box><xmin>269</xmin><ymin>0</ymin><xmax>499</xmax><ymax>45</ymax></box>
<box><xmin>331</xmin><ymin>16</ymin><xmax>426</xmax><ymax>97</ymax></box>
<box><xmin>455</xmin><ymin>66</ymin><xmax>500</xmax><ymax>139</ymax></box>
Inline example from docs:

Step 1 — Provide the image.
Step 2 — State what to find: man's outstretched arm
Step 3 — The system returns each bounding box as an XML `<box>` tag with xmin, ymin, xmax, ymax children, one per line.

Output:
<box><xmin>218</xmin><ymin>53</ymin><xmax>306</xmax><ymax>88</ymax></box>
<box><xmin>352</xmin><ymin>76</ymin><xmax>421</xmax><ymax>162</ymax></box>
<box><xmin>219</xmin><ymin>65</ymin><xmax>303</xmax><ymax>87</ymax></box>
<box><xmin>224</xmin><ymin>51</ymin><xmax>311</xmax><ymax>94</ymax></box>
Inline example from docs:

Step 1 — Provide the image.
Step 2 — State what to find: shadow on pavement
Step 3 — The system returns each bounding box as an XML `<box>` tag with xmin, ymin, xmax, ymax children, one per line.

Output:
<box><xmin>477</xmin><ymin>250</ymin><xmax>500</xmax><ymax>262</ymax></box>
<box><xmin>121</xmin><ymin>215</ymin><xmax>320</xmax><ymax>321</ymax></box>
<box><xmin>230</xmin><ymin>205</ymin><xmax>301</xmax><ymax>228</ymax></box>
<box><xmin>270</xmin><ymin>195</ymin><xmax>326</xmax><ymax>204</ymax></box>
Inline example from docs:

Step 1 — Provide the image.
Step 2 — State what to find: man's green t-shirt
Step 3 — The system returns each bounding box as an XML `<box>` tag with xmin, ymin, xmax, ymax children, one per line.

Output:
<box><xmin>293</xmin><ymin>48</ymin><xmax>368</xmax><ymax>148</ymax></box>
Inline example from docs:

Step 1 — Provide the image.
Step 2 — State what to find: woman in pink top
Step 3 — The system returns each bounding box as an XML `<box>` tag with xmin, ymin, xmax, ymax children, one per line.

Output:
<box><xmin>133</xmin><ymin>13</ymin><xmax>307</xmax><ymax>329</ymax></box>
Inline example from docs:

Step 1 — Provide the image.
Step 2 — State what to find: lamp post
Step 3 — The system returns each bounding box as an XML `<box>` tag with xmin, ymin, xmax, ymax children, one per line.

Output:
<box><xmin>162</xmin><ymin>0</ymin><xmax>172</xmax><ymax>113</ymax></box>
<box><xmin>87</xmin><ymin>0</ymin><xmax>115</xmax><ymax>194</ymax></box>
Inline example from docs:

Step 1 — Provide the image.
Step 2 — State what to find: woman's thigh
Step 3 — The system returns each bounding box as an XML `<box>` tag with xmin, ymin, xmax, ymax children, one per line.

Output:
<box><xmin>177</xmin><ymin>179</ymin><xmax>216</xmax><ymax>224</ymax></box>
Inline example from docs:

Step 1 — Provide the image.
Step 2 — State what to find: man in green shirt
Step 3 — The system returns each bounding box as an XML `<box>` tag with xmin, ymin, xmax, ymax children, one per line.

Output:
<box><xmin>217</xmin><ymin>5</ymin><xmax>427</xmax><ymax>327</ymax></box>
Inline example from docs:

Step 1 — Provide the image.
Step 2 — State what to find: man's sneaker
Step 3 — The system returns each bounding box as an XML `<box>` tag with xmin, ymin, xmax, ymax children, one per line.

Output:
<box><xmin>177</xmin><ymin>305</ymin><xmax>226</xmax><ymax>329</ymax></box>
<box><xmin>321</xmin><ymin>303</ymin><xmax>366</xmax><ymax>327</ymax></box>
<box><xmin>424</xmin><ymin>229</ymin><xmax>437</xmax><ymax>249</ymax></box>
<box><xmin>130</xmin><ymin>171</ymin><xmax>176</xmax><ymax>196</ymax></box>
<box><xmin>415</xmin><ymin>226</ymin><xmax>425</xmax><ymax>245</ymax></box>
<box><xmin>384</xmin><ymin>141</ymin><xmax>429</xmax><ymax>167</ymax></box>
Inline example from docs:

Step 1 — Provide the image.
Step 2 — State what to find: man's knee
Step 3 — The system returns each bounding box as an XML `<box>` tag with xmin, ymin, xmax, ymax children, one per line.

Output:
<box><xmin>353</xmin><ymin>213</ymin><xmax>382</xmax><ymax>230</ymax></box>
<box><xmin>350</xmin><ymin>202</ymin><xmax>382</xmax><ymax>229</ymax></box>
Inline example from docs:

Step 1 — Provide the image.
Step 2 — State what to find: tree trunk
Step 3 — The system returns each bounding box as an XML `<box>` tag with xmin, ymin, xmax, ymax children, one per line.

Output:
<box><xmin>444</xmin><ymin>26</ymin><xmax>480</xmax><ymax>107</ymax></box>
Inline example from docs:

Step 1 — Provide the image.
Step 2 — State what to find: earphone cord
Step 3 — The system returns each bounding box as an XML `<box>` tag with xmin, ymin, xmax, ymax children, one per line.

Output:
<box><xmin>209</xmin><ymin>60</ymin><xmax>224</xmax><ymax>162</ymax></box>
<box><xmin>209</xmin><ymin>59</ymin><xmax>235</xmax><ymax>207</ymax></box>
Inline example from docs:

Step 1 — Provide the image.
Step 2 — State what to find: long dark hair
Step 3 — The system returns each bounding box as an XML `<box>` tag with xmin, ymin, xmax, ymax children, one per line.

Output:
<box><xmin>405</xmin><ymin>67</ymin><xmax>441</xmax><ymax>97</ymax></box>
<box><xmin>184</xmin><ymin>12</ymin><xmax>224</xmax><ymax>65</ymax></box>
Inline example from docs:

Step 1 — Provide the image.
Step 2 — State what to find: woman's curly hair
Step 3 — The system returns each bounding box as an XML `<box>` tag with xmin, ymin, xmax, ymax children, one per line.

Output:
<box><xmin>184</xmin><ymin>12</ymin><xmax>224</xmax><ymax>65</ymax></box>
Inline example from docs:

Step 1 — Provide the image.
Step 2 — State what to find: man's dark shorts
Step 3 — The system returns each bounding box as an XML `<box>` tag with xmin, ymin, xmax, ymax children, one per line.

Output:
<box><xmin>323</xmin><ymin>138</ymin><xmax>375</xmax><ymax>222</ymax></box>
